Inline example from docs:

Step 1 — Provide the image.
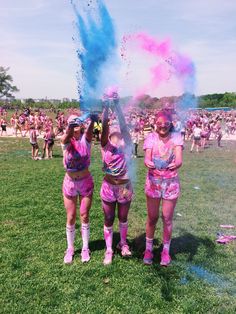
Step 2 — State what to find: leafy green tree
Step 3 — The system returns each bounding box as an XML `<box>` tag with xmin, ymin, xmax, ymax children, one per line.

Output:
<box><xmin>25</xmin><ymin>98</ymin><xmax>35</xmax><ymax>106</ymax></box>
<box><xmin>0</xmin><ymin>66</ymin><xmax>19</xmax><ymax>99</ymax></box>
<box><xmin>198</xmin><ymin>93</ymin><xmax>236</xmax><ymax>109</ymax></box>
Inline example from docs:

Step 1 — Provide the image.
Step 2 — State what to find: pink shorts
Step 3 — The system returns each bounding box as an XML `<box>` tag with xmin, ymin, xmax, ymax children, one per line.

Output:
<box><xmin>100</xmin><ymin>180</ymin><xmax>133</xmax><ymax>204</ymax></box>
<box><xmin>63</xmin><ymin>174</ymin><xmax>94</xmax><ymax>198</ymax></box>
<box><xmin>145</xmin><ymin>175</ymin><xmax>180</xmax><ymax>200</ymax></box>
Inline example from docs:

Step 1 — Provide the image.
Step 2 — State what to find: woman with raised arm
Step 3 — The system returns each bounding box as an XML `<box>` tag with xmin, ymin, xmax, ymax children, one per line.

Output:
<box><xmin>100</xmin><ymin>93</ymin><xmax>133</xmax><ymax>265</ymax></box>
<box><xmin>61</xmin><ymin>112</ymin><xmax>97</xmax><ymax>264</ymax></box>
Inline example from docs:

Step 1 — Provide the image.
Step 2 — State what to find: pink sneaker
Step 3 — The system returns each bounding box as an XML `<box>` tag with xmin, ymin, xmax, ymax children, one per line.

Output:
<box><xmin>81</xmin><ymin>248</ymin><xmax>90</xmax><ymax>263</ymax></box>
<box><xmin>117</xmin><ymin>242</ymin><xmax>132</xmax><ymax>257</ymax></box>
<box><xmin>103</xmin><ymin>250</ymin><xmax>113</xmax><ymax>265</ymax></box>
<box><xmin>143</xmin><ymin>250</ymin><xmax>153</xmax><ymax>265</ymax></box>
<box><xmin>160</xmin><ymin>249</ymin><xmax>171</xmax><ymax>266</ymax></box>
<box><xmin>64</xmin><ymin>248</ymin><xmax>74</xmax><ymax>264</ymax></box>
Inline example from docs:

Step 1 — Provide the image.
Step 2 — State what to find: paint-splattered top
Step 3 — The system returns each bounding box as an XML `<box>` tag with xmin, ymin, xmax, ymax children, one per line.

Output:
<box><xmin>102</xmin><ymin>140</ymin><xmax>129</xmax><ymax>179</ymax></box>
<box><xmin>144</xmin><ymin>132</ymin><xmax>183</xmax><ymax>179</ymax></box>
<box><xmin>62</xmin><ymin>134</ymin><xmax>91</xmax><ymax>172</ymax></box>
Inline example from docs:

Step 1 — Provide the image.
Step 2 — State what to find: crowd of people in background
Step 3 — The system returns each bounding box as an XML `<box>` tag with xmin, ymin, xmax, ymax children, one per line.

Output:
<box><xmin>0</xmin><ymin>106</ymin><xmax>236</xmax><ymax>159</ymax></box>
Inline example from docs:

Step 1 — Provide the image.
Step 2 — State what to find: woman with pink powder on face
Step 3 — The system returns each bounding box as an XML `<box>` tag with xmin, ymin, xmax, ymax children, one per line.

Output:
<box><xmin>143</xmin><ymin>111</ymin><xmax>183</xmax><ymax>266</ymax></box>
<box><xmin>100</xmin><ymin>93</ymin><xmax>134</xmax><ymax>265</ymax></box>
<box><xmin>61</xmin><ymin>112</ymin><xmax>97</xmax><ymax>264</ymax></box>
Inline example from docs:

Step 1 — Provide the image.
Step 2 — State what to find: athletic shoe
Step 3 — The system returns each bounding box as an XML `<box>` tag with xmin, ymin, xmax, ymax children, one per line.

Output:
<box><xmin>64</xmin><ymin>248</ymin><xmax>74</xmax><ymax>264</ymax></box>
<box><xmin>103</xmin><ymin>250</ymin><xmax>113</xmax><ymax>265</ymax></box>
<box><xmin>117</xmin><ymin>242</ymin><xmax>132</xmax><ymax>257</ymax></box>
<box><xmin>143</xmin><ymin>250</ymin><xmax>153</xmax><ymax>265</ymax></box>
<box><xmin>160</xmin><ymin>249</ymin><xmax>171</xmax><ymax>266</ymax></box>
<box><xmin>81</xmin><ymin>248</ymin><xmax>91</xmax><ymax>263</ymax></box>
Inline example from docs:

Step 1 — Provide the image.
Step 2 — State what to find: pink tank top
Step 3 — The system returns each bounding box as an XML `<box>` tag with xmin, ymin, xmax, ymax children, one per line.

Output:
<box><xmin>63</xmin><ymin>135</ymin><xmax>91</xmax><ymax>172</ymax></box>
<box><xmin>143</xmin><ymin>132</ymin><xmax>183</xmax><ymax>179</ymax></box>
<box><xmin>102</xmin><ymin>140</ymin><xmax>129</xmax><ymax>180</ymax></box>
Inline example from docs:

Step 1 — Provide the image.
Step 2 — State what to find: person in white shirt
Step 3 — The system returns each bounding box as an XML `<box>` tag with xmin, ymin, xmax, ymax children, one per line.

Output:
<box><xmin>190</xmin><ymin>124</ymin><xmax>202</xmax><ymax>153</ymax></box>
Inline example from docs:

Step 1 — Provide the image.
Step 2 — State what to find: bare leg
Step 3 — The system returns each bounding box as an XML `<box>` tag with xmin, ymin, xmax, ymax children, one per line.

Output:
<box><xmin>146</xmin><ymin>196</ymin><xmax>161</xmax><ymax>239</ymax></box>
<box><xmin>160</xmin><ymin>198</ymin><xmax>178</xmax><ymax>266</ymax></box>
<box><xmin>79</xmin><ymin>195</ymin><xmax>92</xmax><ymax>258</ymax></box>
<box><xmin>63</xmin><ymin>195</ymin><xmax>77</xmax><ymax>263</ymax></box>
<box><xmin>79</xmin><ymin>195</ymin><xmax>92</xmax><ymax>224</ymax></box>
<box><xmin>196</xmin><ymin>143</ymin><xmax>200</xmax><ymax>153</ymax></box>
<box><xmin>190</xmin><ymin>140</ymin><xmax>194</xmax><ymax>152</ymax></box>
<box><xmin>162</xmin><ymin>198</ymin><xmax>178</xmax><ymax>247</ymax></box>
<box><xmin>31</xmin><ymin>147</ymin><xmax>35</xmax><ymax>159</ymax></box>
<box><xmin>103</xmin><ymin>200</ymin><xmax>116</xmax><ymax>227</ymax></box>
<box><xmin>143</xmin><ymin>196</ymin><xmax>161</xmax><ymax>264</ymax></box>
<box><xmin>35</xmin><ymin>147</ymin><xmax>39</xmax><ymax>158</ymax></box>
<box><xmin>118</xmin><ymin>201</ymin><xmax>131</xmax><ymax>223</ymax></box>
<box><xmin>42</xmin><ymin>142</ymin><xmax>46</xmax><ymax>158</ymax></box>
<box><xmin>64</xmin><ymin>195</ymin><xmax>77</xmax><ymax>226</ymax></box>
<box><xmin>118</xmin><ymin>202</ymin><xmax>131</xmax><ymax>249</ymax></box>
<box><xmin>102</xmin><ymin>200</ymin><xmax>116</xmax><ymax>264</ymax></box>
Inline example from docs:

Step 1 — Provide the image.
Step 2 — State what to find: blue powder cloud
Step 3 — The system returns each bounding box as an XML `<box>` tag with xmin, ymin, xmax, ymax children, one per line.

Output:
<box><xmin>71</xmin><ymin>0</ymin><xmax>117</xmax><ymax>111</ymax></box>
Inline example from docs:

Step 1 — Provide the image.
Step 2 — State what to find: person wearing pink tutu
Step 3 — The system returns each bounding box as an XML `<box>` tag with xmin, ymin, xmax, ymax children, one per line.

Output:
<box><xmin>143</xmin><ymin>110</ymin><xmax>183</xmax><ymax>266</ymax></box>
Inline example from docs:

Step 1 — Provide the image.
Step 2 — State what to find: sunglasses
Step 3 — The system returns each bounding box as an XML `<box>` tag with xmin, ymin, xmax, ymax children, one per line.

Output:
<box><xmin>156</xmin><ymin>121</ymin><xmax>171</xmax><ymax>128</ymax></box>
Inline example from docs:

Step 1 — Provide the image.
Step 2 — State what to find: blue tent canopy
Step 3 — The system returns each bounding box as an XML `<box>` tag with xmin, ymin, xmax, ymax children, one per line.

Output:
<box><xmin>205</xmin><ymin>107</ymin><xmax>233</xmax><ymax>112</ymax></box>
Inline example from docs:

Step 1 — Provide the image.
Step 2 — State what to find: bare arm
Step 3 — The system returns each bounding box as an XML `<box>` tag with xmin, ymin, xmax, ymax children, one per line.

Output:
<box><xmin>86</xmin><ymin>121</ymin><xmax>94</xmax><ymax>143</ymax></box>
<box><xmin>61</xmin><ymin>126</ymin><xmax>74</xmax><ymax>145</ymax></box>
<box><xmin>113</xmin><ymin>100</ymin><xmax>132</xmax><ymax>145</ymax></box>
<box><xmin>61</xmin><ymin>113</ymin><xmax>90</xmax><ymax>145</ymax></box>
<box><xmin>144</xmin><ymin>148</ymin><xmax>155</xmax><ymax>169</ymax></box>
<box><xmin>101</xmin><ymin>106</ymin><xmax>109</xmax><ymax>147</ymax></box>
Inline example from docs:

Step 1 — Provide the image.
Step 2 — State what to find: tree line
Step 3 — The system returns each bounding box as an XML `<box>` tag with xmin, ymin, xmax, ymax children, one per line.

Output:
<box><xmin>1</xmin><ymin>66</ymin><xmax>235</xmax><ymax>110</ymax></box>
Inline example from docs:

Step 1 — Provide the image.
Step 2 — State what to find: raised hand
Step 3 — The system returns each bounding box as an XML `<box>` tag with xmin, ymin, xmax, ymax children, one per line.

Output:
<box><xmin>68</xmin><ymin>112</ymin><xmax>90</xmax><ymax>128</ymax></box>
<box><xmin>79</xmin><ymin>112</ymin><xmax>90</xmax><ymax>122</ymax></box>
<box><xmin>90</xmin><ymin>113</ymin><xmax>99</xmax><ymax>123</ymax></box>
<box><xmin>68</xmin><ymin>117</ymin><xmax>82</xmax><ymax>128</ymax></box>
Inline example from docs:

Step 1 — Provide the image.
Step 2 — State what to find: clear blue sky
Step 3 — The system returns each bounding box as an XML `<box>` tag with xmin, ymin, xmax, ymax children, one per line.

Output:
<box><xmin>0</xmin><ymin>0</ymin><xmax>236</xmax><ymax>99</ymax></box>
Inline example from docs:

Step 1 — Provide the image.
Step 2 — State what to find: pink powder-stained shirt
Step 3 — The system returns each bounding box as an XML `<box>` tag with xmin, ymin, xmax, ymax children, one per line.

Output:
<box><xmin>102</xmin><ymin>140</ymin><xmax>129</xmax><ymax>180</ymax></box>
<box><xmin>62</xmin><ymin>134</ymin><xmax>91</xmax><ymax>172</ymax></box>
<box><xmin>143</xmin><ymin>132</ymin><xmax>184</xmax><ymax>179</ymax></box>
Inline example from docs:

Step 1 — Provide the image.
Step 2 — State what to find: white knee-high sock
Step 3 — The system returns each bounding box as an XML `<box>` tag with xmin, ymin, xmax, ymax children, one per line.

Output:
<box><xmin>66</xmin><ymin>224</ymin><xmax>75</xmax><ymax>250</ymax></box>
<box><xmin>104</xmin><ymin>225</ymin><xmax>113</xmax><ymax>251</ymax></box>
<box><xmin>81</xmin><ymin>223</ymin><xmax>90</xmax><ymax>250</ymax></box>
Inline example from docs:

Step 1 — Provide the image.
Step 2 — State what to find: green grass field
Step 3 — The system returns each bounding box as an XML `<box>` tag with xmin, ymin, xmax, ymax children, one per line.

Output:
<box><xmin>0</xmin><ymin>137</ymin><xmax>236</xmax><ymax>314</ymax></box>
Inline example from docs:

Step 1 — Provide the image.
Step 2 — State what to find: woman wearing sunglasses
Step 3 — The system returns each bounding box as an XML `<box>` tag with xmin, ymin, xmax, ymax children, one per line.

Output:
<box><xmin>143</xmin><ymin>110</ymin><xmax>183</xmax><ymax>266</ymax></box>
<box><xmin>61</xmin><ymin>112</ymin><xmax>97</xmax><ymax>264</ymax></box>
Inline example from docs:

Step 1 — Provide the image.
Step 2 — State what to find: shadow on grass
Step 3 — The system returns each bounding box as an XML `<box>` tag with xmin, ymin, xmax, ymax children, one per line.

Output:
<box><xmin>130</xmin><ymin>231</ymin><xmax>216</xmax><ymax>302</ymax></box>
<box><xmin>84</xmin><ymin>230</ymin><xmax>215</xmax><ymax>262</ymax></box>
<box><xmin>130</xmin><ymin>231</ymin><xmax>216</xmax><ymax>262</ymax></box>
<box><xmin>51</xmin><ymin>153</ymin><xmax>63</xmax><ymax>159</ymax></box>
<box><xmin>75</xmin><ymin>232</ymin><xmax>121</xmax><ymax>255</ymax></box>
<box><xmin>171</xmin><ymin>231</ymin><xmax>216</xmax><ymax>262</ymax></box>
<box><xmin>76</xmin><ymin>230</ymin><xmax>217</xmax><ymax>302</ymax></box>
